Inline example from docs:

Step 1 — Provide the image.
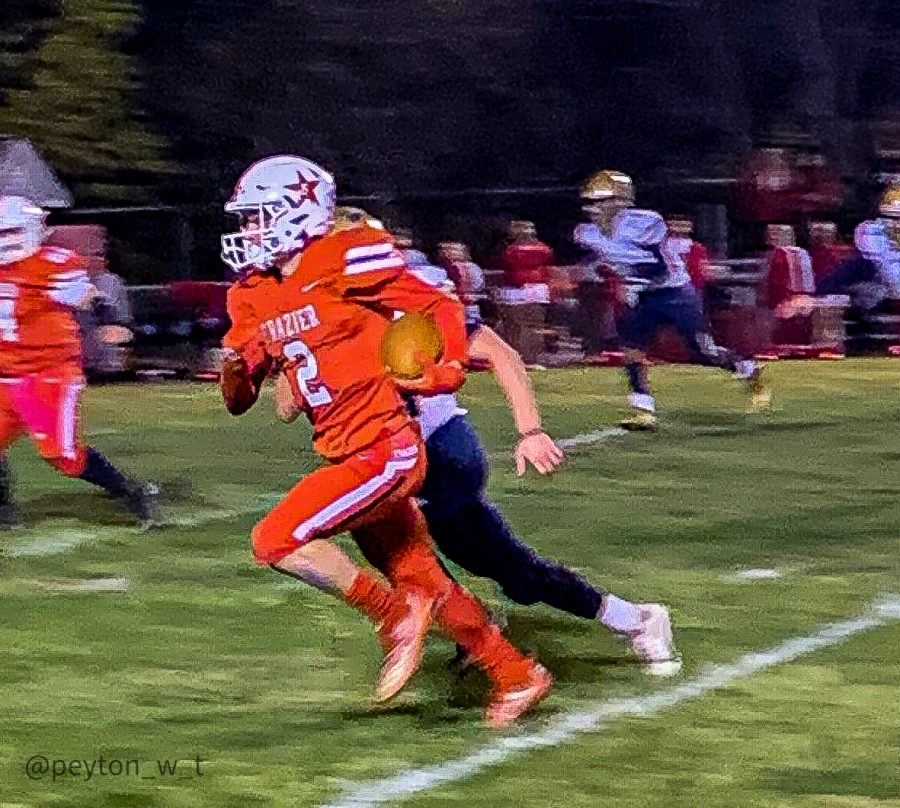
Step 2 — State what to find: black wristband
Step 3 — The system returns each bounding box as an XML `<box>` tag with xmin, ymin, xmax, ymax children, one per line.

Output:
<box><xmin>518</xmin><ymin>428</ymin><xmax>545</xmax><ymax>439</ymax></box>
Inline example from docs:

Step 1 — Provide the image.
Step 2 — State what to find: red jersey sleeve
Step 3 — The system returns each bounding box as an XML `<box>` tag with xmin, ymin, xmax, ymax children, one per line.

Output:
<box><xmin>337</xmin><ymin>254</ymin><xmax>468</xmax><ymax>366</ymax></box>
<box><xmin>224</xmin><ymin>284</ymin><xmax>256</xmax><ymax>349</ymax></box>
<box><xmin>223</xmin><ymin>282</ymin><xmax>269</xmax><ymax>371</ymax></box>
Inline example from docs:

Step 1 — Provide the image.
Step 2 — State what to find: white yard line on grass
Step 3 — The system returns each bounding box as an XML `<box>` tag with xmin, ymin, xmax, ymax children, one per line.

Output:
<box><xmin>5</xmin><ymin>529</ymin><xmax>97</xmax><ymax>558</ymax></box>
<box><xmin>321</xmin><ymin>594</ymin><xmax>900</xmax><ymax>808</ymax></box>
<box><xmin>27</xmin><ymin>577</ymin><xmax>132</xmax><ymax>592</ymax></box>
<box><xmin>724</xmin><ymin>567</ymin><xmax>784</xmax><ymax>582</ymax></box>
<box><xmin>556</xmin><ymin>427</ymin><xmax>628</xmax><ymax>449</ymax></box>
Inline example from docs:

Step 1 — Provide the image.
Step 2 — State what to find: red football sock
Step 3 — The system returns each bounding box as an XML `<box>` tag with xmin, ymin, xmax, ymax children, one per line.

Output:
<box><xmin>345</xmin><ymin>570</ymin><xmax>394</xmax><ymax>624</ymax></box>
<box><xmin>435</xmin><ymin>583</ymin><xmax>532</xmax><ymax>687</ymax></box>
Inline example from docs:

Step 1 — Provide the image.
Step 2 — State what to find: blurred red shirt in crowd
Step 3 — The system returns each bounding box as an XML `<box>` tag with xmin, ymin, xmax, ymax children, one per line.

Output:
<box><xmin>765</xmin><ymin>224</ymin><xmax>816</xmax><ymax>311</ymax></box>
<box><xmin>735</xmin><ymin>148</ymin><xmax>843</xmax><ymax>226</ymax></box>
<box><xmin>807</xmin><ymin>221</ymin><xmax>853</xmax><ymax>283</ymax></box>
<box><xmin>436</xmin><ymin>241</ymin><xmax>485</xmax><ymax>300</ymax></box>
<box><xmin>498</xmin><ymin>221</ymin><xmax>555</xmax><ymax>287</ymax></box>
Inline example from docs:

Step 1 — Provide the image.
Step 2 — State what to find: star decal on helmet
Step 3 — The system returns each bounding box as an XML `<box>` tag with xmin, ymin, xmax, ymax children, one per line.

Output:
<box><xmin>285</xmin><ymin>173</ymin><xmax>320</xmax><ymax>205</ymax></box>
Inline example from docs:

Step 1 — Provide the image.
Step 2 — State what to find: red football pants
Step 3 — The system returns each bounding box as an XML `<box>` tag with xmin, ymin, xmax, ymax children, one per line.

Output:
<box><xmin>0</xmin><ymin>368</ymin><xmax>87</xmax><ymax>476</ymax></box>
<box><xmin>251</xmin><ymin>423</ymin><xmax>533</xmax><ymax>685</ymax></box>
<box><xmin>251</xmin><ymin>425</ymin><xmax>429</xmax><ymax>564</ymax></box>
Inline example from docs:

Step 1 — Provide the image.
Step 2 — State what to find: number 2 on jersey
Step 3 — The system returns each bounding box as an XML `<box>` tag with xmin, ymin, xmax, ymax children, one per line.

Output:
<box><xmin>0</xmin><ymin>284</ymin><xmax>19</xmax><ymax>342</ymax></box>
<box><xmin>283</xmin><ymin>339</ymin><xmax>333</xmax><ymax>408</ymax></box>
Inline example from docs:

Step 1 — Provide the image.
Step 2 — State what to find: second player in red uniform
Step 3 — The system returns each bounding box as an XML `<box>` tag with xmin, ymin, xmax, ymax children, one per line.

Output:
<box><xmin>0</xmin><ymin>195</ymin><xmax>157</xmax><ymax>529</ymax></box>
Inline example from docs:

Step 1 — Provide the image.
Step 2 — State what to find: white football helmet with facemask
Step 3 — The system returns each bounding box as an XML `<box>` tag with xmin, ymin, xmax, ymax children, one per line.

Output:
<box><xmin>221</xmin><ymin>155</ymin><xmax>337</xmax><ymax>274</ymax></box>
<box><xmin>0</xmin><ymin>195</ymin><xmax>47</xmax><ymax>266</ymax></box>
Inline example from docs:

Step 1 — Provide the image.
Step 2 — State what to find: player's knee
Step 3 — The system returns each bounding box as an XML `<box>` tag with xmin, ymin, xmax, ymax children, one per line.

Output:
<box><xmin>251</xmin><ymin>517</ymin><xmax>297</xmax><ymax>566</ymax></box>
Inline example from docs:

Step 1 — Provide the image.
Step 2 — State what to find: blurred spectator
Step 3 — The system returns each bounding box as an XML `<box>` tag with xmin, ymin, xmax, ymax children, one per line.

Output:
<box><xmin>498</xmin><ymin>220</ymin><xmax>555</xmax><ymax>288</ymax></box>
<box><xmin>665</xmin><ymin>216</ymin><xmax>709</xmax><ymax>292</ymax></box>
<box><xmin>437</xmin><ymin>241</ymin><xmax>485</xmax><ymax>300</ymax></box>
<box><xmin>793</xmin><ymin>152</ymin><xmax>844</xmax><ymax>219</ymax></box>
<box><xmin>765</xmin><ymin>224</ymin><xmax>816</xmax><ymax>346</ymax></box>
<box><xmin>735</xmin><ymin>148</ymin><xmax>843</xmax><ymax>253</ymax></box>
<box><xmin>392</xmin><ymin>228</ymin><xmax>453</xmax><ymax>291</ymax></box>
<box><xmin>735</xmin><ymin>147</ymin><xmax>797</xmax><ymax>227</ymax></box>
<box><xmin>170</xmin><ymin>281</ymin><xmax>227</xmax><ymax>336</ymax></box>
<box><xmin>808</xmin><ymin>221</ymin><xmax>853</xmax><ymax>283</ymax></box>
<box><xmin>53</xmin><ymin>225</ymin><xmax>134</xmax><ymax>379</ymax></box>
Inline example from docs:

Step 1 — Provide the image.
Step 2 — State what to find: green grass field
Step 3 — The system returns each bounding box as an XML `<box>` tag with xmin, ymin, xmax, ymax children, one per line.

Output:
<box><xmin>1</xmin><ymin>360</ymin><xmax>898</xmax><ymax>808</ymax></box>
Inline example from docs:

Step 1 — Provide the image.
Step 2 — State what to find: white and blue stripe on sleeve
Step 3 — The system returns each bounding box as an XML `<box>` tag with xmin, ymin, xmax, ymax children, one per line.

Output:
<box><xmin>343</xmin><ymin>242</ymin><xmax>405</xmax><ymax>275</ymax></box>
<box><xmin>47</xmin><ymin>270</ymin><xmax>93</xmax><ymax>307</ymax></box>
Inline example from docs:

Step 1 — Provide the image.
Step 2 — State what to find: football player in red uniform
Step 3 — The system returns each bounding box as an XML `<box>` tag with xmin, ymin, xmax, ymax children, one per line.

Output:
<box><xmin>0</xmin><ymin>196</ymin><xmax>158</xmax><ymax>529</ymax></box>
<box><xmin>220</xmin><ymin>155</ymin><xmax>551</xmax><ymax>725</ymax></box>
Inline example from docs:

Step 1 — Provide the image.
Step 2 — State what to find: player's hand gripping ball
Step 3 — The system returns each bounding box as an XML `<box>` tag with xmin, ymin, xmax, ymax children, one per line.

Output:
<box><xmin>380</xmin><ymin>312</ymin><xmax>444</xmax><ymax>380</ymax></box>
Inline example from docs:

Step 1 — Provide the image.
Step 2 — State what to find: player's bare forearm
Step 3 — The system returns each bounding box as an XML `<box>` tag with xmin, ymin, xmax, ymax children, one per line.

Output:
<box><xmin>221</xmin><ymin>352</ymin><xmax>270</xmax><ymax>416</ymax></box>
<box><xmin>468</xmin><ymin>325</ymin><xmax>541</xmax><ymax>434</ymax></box>
<box><xmin>469</xmin><ymin>325</ymin><xmax>563</xmax><ymax>475</ymax></box>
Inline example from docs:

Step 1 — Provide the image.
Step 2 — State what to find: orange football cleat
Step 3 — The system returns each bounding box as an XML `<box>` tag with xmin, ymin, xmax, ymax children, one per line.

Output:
<box><xmin>375</xmin><ymin>588</ymin><xmax>436</xmax><ymax>702</ymax></box>
<box><xmin>485</xmin><ymin>662</ymin><xmax>553</xmax><ymax>728</ymax></box>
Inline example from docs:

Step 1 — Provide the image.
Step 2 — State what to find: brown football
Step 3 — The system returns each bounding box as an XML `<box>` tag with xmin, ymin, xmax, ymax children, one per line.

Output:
<box><xmin>380</xmin><ymin>312</ymin><xmax>444</xmax><ymax>380</ymax></box>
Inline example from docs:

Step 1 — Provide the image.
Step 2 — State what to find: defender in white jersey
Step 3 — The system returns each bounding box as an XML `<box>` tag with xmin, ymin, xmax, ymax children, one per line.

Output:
<box><xmin>409</xmin><ymin>266</ymin><xmax>681</xmax><ymax>676</ymax></box>
<box><xmin>792</xmin><ymin>185</ymin><xmax>900</xmax><ymax>321</ymax></box>
<box><xmin>575</xmin><ymin>170</ymin><xmax>770</xmax><ymax>430</ymax></box>
<box><xmin>850</xmin><ymin>187</ymin><xmax>900</xmax><ymax>302</ymax></box>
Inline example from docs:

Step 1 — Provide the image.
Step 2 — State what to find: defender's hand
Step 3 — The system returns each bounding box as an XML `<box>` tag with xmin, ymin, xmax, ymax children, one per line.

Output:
<box><xmin>392</xmin><ymin>355</ymin><xmax>465</xmax><ymax>396</ymax></box>
<box><xmin>514</xmin><ymin>429</ymin><xmax>564</xmax><ymax>476</ymax></box>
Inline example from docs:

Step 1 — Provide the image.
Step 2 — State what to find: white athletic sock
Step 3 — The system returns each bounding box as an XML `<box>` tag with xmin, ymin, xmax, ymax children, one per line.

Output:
<box><xmin>627</xmin><ymin>393</ymin><xmax>656</xmax><ymax>413</ymax></box>
<box><xmin>735</xmin><ymin>359</ymin><xmax>757</xmax><ymax>379</ymax></box>
<box><xmin>598</xmin><ymin>593</ymin><xmax>644</xmax><ymax>634</ymax></box>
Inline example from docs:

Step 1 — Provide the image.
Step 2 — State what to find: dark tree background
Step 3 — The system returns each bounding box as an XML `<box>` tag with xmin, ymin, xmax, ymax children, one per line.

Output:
<box><xmin>1</xmin><ymin>0</ymin><xmax>898</xmax><ymax>277</ymax></box>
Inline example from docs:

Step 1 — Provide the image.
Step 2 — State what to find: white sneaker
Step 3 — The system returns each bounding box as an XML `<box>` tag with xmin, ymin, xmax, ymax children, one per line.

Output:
<box><xmin>629</xmin><ymin>604</ymin><xmax>682</xmax><ymax>677</ymax></box>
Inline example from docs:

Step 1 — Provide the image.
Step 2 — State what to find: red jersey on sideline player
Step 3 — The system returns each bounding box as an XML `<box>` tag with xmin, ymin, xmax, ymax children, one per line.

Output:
<box><xmin>0</xmin><ymin>196</ymin><xmax>157</xmax><ymax>527</ymax></box>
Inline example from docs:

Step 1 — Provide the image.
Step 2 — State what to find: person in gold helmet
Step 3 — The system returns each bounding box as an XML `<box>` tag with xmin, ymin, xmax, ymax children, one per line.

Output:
<box><xmin>797</xmin><ymin>184</ymin><xmax>900</xmax><ymax>315</ymax></box>
<box><xmin>575</xmin><ymin>170</ymin><xmax>770</xmax><ymax>430</ymax></box>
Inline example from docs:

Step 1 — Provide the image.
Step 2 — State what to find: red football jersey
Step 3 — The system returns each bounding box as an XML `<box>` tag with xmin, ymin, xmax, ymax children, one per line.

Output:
<box><xmin>223</xmin><ymin>228</ymin><xmax>467</xmax><ymax>462</ymax></box>
<box><xmin>0</xmin><ymin>247</ymin><xmax>91</xmax><ymax>375</ymax></box>
<box><xmin>766</xmin><ymin>245</ymin><xmax>815</xmax><ymax>309</ymax></box>
<box><xmin>500</xmin><ymin>241</ymin><xmax>555</xmax><ymax>287</ymax></box>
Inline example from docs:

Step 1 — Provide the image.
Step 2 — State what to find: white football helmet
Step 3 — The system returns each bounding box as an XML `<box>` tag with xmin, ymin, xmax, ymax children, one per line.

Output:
<box><xmin>221</xmin><ymin>155</ymin><xmax>337</xmax><ymax>274</ymax></box>
<box><xmin>0</xmin><ymin>195</ymin><xmax>47</xmax><ymax>266</ymax></box>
